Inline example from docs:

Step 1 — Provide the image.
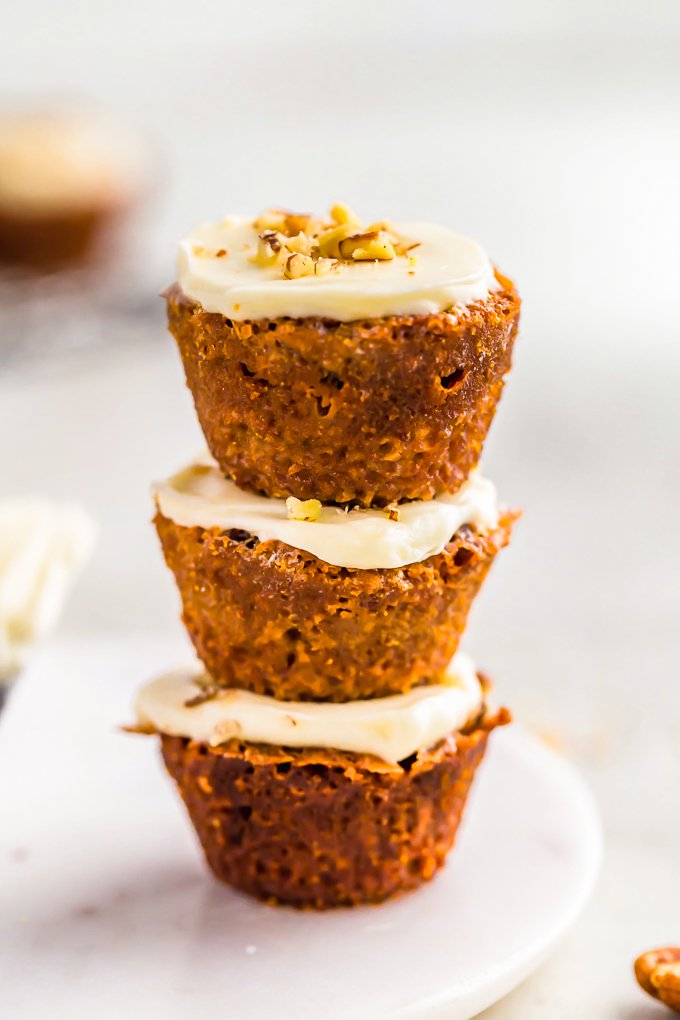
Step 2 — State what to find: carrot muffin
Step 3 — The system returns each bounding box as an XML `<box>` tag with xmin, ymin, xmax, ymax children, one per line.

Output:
<box><xmin>0</xmin><ymin>109</ymin><xmax>147</xmax><ymax>271</ymax></box>
<box><xmin>136</xmin><ymin>653</ymin><xmax>509</xmax><ymax>908</ymax></box>
<box><xmin>153</xmin><ymin>458</ymin><xmax>517</xmax><ymax>701</ymax></box>
<box><xmin>166</xmin><ymin>205</ymin><xmax>520</xmax><ymax>506</ymax></box>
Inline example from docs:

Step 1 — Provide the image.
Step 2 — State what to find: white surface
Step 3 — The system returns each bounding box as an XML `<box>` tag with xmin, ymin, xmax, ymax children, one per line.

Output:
<box><xmin>0</xmin><ymin>638</ymin><xmax>600</xmax><ymax>1020</ymax></box>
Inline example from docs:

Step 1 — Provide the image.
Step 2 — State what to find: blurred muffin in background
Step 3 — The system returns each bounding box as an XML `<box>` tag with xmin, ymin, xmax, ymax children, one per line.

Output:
<box><xmin>0</xmin><ymin>108</ymin><xmax>149</xmax><ymax>272</ymax></box>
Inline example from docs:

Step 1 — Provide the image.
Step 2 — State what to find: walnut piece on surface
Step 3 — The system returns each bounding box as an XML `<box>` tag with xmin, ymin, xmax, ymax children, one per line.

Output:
<box><xmin>286</xmin><ymin>496</ymin><xmax>322</xmax><ymax>522</ymax></box>
<box><xmin>635</xmin><ymin>948</ymin><xmax>680</xmax><ymax>1012</ymax></box>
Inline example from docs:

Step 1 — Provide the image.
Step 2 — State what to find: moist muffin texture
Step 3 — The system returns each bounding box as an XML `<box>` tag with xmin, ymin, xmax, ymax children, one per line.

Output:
<box><xmin>160</xmin><ymin>706</ymin><xmax>508</xmax><ymax>908</ymax></box>
<box><xmin>165</xmin><ymin>272</ymin><xmax>520</xmax><ymax>506</ymax></box>
<box><xmin>155</xmin><ymin>508</ymin><xmax>517</xmax><ymax>701</ymax></box>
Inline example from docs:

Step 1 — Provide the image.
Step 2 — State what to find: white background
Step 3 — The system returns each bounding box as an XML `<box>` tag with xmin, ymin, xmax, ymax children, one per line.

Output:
<box><xmin>1</xmin><ymin>2</ymin><xmax>679</xmax><ymax>1016</ymax></box>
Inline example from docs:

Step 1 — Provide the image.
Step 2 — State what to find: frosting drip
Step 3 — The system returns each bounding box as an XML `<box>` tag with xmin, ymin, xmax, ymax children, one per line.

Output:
<box><xmin>153</xmin><ymin>458</ymin><xmax>500</xmax><ymax>570</ymax></box>
<box><xmin>136</xmin><ymin>653</ymin><xmax>483</xmax><ymax>764</ymax></box>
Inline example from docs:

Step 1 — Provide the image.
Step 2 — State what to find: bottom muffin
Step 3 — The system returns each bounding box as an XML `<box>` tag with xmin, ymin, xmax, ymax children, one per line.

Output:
<box><xmin>159</xmin><ymin>708</ymin><xmax>509</xmax><ymax>909</ymax></box>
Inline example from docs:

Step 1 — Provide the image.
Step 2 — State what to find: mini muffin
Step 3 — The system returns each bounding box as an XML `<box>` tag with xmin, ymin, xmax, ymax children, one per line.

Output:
<box><xmin>161</xmin><ymin>721</ymin><xmax>503</xmax><ymax>908</ymax></box>
<box><xmin>0</xmin><ymin>109</ymin><xmax>148</xmax><ymax>271</ymax></box>
<box><xmin>153</xmin><ymin>459</ymin><xmax>517</xmax><ymax>701</ymax></box>
<box><xmin>166</xmin><ymin>206</ymin><xmax>520</xmax><ymax>506</ymax></box>
<box><xmin>135</xmin><ymin>656</ymin><xmax>509</xmax><ymax>908</ymax></box>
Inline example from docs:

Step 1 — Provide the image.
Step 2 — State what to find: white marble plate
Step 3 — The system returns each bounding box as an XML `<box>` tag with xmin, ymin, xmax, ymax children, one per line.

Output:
<box><xmin>0</xmin><ymin>638</ymin><xmax>601</xmax><ymax>1020</ymax></box>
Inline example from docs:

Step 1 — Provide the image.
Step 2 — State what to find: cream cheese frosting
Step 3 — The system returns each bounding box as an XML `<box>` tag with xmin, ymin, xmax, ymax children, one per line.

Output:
<box><xmin>178</xmin><ymin>216</ymin><xmax>498</xmax><ymax>322</ymax></box>
<box><xmin>136</xmin><ymin>652</ymin><xmax>483</xmax><ymax>764</ymax></box>
<box><xmin>153</xmin><ymin>458</ymin><xmax>500</xmax><ymax>570</ymax></box>
<box><xmin>0</xmin><ymin>498</ymin><xmax>95</xmax><ymax>680</ymax></box>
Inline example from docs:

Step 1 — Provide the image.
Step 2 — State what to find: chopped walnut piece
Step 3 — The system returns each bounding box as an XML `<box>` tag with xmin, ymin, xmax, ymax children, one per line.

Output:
<box><xmin>317</xmin><ymin>224</ymin><xmax>357</xmax><ymax>259</ymax></box>
<box><xmin>254</xmin><ymin>209</ymin><xmax>325</xmax><ymax>237</ymax></box>
<box><xmin>286</xmin><ymin>496</ymin><xmax>322</xmax><ymax>521</ymax></box>
<box><xmin>635</xmin><ymin>948</ymin><xmax>680</xmax><ymax>1012</ymax></box>
<box><xmin>251</xmin><ymin>231</ymin><xmax>285</xmax><ymax>267</ymax></box>
<box><xmin>249</xmin><ymin>205</ymin><xmax>415</xmax><ymax>278</ymax></box>
<box><xmin>285</xmin><ymin>232</ymin><xmax>314</xmax><ymax>256</ymax></box>
<box><xmin>253</xmin><ymin>209</ymin><xmax>289</xmax><ymax>233</ymax></box>
<box><xmin>330</xmin><ymin>202</ymin><xmax>361</xmax><ymax>227</ymax></box>
<box><xmin>338</xmin><ymin>230</ymin><xmax>396</xmax><ymax>261</ymax></box>
<box><xmin>283</xmin><ymin>212</ymin><xmax>325</xmax><ymax>236</ymax></box>
<box><xmin>283</xmin><ymin>253</ymin><xmax>315</xmax><ymax>279</ymax></box>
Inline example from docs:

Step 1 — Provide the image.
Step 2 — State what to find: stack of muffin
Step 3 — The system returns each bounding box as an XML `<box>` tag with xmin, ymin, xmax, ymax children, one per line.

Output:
<box><xmin>135</xmin><ymin>205</ymin><xmax>520</xmax><ymax>908</ymax></box>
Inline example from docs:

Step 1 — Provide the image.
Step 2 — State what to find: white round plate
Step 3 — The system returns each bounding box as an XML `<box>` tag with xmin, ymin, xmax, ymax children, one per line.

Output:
<box><xmin>0</xmin><ymin>638</ymin><xmax>601</xmax><ymax>1020</ymax></box>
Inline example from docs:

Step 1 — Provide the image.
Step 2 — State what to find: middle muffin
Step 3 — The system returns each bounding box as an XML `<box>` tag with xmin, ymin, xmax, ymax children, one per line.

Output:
<box><xmin>154</xmin><ymin>459</ymin><xmax>516</xmax><ymax>701</ymax></box>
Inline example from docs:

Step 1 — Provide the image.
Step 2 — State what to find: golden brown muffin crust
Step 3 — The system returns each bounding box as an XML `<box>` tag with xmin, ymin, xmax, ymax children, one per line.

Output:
<box><xmin>165</xmin><ymin>274</ymin><xmax>520</xmax><ymax>506</ymax></box>
<box><xmin>160</xmin><ymin>708</ymin><xmax>509</xmax><ymax>908</ymax></box>
<box><xmin>155</xmin><ymin>509</ymin><xmax>517</xmax><ymax>701</ymax></box>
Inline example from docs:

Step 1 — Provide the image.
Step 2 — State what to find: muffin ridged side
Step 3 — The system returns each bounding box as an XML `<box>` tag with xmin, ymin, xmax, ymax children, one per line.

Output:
<box><xmin>155</xmin><ymin>509</ymin><xmax>517</xmax><ymax>701</ymax></box>
<box><xmin>160</xmin><ymin>707</ymin><xmax>508</xmax><ymax>908</ymax></box>
<box><xmin>166</xmin><ymin>273</ymin><xmax>520</xmax><ymax>506</ymax></box>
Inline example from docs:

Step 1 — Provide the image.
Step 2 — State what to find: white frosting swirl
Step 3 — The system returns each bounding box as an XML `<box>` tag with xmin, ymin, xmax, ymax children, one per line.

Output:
<box><xmin>136</xmin><ymin>653</ymin><xmax>483</xmax><ymax>764</ymax></box>
<box><xmin>153</xmin><ymin>459</ymin><xmax>499</xmax><ymax>570</ymax></box>
<box><xmin>0</xmin><ymin>498</ymin><xmax>95</xmax><ymax>680</ymax></box>
<box><xmin>178</xmin><ymin>216</ymin><xmax>498</xmax><ymax>322</ymax></box>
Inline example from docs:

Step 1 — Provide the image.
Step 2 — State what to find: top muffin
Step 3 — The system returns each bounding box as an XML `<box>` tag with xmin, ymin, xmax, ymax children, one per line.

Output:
<box><xmin>167</xmin><ymin>205</ymin><xmax>520</xmax><ymax>506</ymax></box>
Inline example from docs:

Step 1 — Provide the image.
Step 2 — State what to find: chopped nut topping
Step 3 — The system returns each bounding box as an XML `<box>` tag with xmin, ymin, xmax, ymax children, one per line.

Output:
<box><xmin>285</xmin><ymin>232</ymin><xmax>314</xmax><ymax>256</ymax></box>
<box><xmin>284</xmin><ymin>212</ymin><xmax>325</xmax><ymax>236</ymax></box>
<box><xmin>251</xmin><ymin>231</ymin><xmax>285</xmax><ymax>267</ymax></box>
<box><xmin>330</xmin><ymin>202</ymin><xmax>361</xmax><ymax>227</ymax></box>
<box><xmin>254</xmin><ymin>209</ymin><xmax>324</xmax><ymax>237</ymax></box>
<box><xmin>286</xmin><ymin>496</ymin><xmax>322</xmax><ymax>521</ymax></box>
<box><xmin>386</xmin><ymin>506</ymin><xmax>400</xmax><ymax>522</ymax></box>
<box><xmin>283</xmin><ymin>253</ymin><xmax>316</xmax><ymax>279</ymax></box>
<box><xmin>215</xmin><ymin>248</ymin><xmax>227</xmax><ymax>258</ymax></box>
<box><xmin>247</xmin><ymin>205</ymin><xmax>417</xmax><ymax>279</ymax></box>
<box><xmin>338</xmin><ymin>230</ymin><xmax>396</xmax><ymax>261</ymax></box>
<box><xmin>253</xmin><ymin>209</ymin><xmax>288</xmax><ymax>233</ymax></box>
